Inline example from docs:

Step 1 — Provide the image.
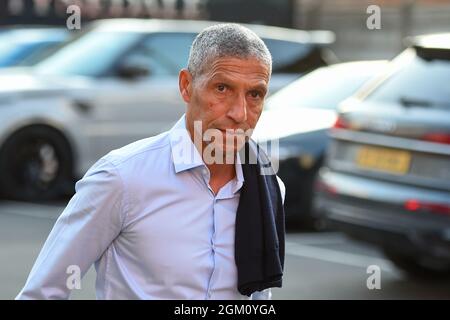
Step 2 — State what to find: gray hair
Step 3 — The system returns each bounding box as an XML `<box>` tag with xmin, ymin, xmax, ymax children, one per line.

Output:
<box><xmin>187</xmin><ymin>23</ymin><xmax>272</xmax><ymax>80</ymax></box>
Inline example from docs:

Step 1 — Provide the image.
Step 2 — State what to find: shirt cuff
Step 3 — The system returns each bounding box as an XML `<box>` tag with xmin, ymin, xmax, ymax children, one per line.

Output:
<box><xmin>251</xmin><ymin>288</ymin><xmax>272</xmax><ymax>300</ymax></box>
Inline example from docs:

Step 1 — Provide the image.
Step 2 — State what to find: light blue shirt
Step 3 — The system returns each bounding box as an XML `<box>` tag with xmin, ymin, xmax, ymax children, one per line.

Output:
<box><xmin>16</xmin><ymin>115</ymin><xmax>284</xmax><ymax>300</ymax></box>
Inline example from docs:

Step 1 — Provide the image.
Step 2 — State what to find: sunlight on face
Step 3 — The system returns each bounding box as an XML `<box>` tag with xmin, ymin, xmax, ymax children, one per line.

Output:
<box><xmin>183</xmin><ymin>56</ymin><xmax>270</xmax><ymax>159</ymax></box>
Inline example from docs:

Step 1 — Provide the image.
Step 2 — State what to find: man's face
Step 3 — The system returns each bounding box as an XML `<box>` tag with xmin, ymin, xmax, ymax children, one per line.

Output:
<box><xmin>180</xmin><ymin>56</ymin><xmax>270</xmax><ymax>158</ymax></box>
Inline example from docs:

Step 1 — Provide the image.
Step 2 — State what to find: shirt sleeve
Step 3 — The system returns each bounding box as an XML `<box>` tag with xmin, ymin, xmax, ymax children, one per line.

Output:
<box><xmin>16</xmin><ymin>158</ymin><xmax>127</xmax><ymax>300</ymax></box>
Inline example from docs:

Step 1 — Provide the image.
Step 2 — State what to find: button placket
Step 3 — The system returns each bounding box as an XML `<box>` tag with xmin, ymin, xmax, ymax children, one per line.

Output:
<box><xmin>206</xmin><ymin>196</ymin><xmax>218</xmax><ymax>299</ymax></box>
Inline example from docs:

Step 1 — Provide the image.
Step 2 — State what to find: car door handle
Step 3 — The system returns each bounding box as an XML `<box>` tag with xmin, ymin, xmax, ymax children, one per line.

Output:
<box><xmin>72</xmin><ymin>100</ymin><xmax>93</xmax><ymax>114</ymax></box>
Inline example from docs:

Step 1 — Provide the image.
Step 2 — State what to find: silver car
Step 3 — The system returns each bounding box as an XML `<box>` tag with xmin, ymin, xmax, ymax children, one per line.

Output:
<box><xmin>0</xmin><ymin>19</ymin><xmax>334</xmax><ymax>200</ymax></box>
<box><xmin>0</xmin><ymin>27</ymin><xmax>69</xmax><ymax>68</ymax></box>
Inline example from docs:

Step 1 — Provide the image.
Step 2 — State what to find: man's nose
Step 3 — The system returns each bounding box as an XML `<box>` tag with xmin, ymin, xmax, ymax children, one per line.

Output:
<box><xmin>228</xmin><ymin>93</ymin><xmax>247</xmax><ymax>123</ymax></box>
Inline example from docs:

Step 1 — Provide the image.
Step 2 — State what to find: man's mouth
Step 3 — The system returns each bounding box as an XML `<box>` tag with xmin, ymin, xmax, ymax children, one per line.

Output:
<box><xmin>216</xmin><ymin>128</ymin><xmax>247</xmax><ymax>135</ymax></box>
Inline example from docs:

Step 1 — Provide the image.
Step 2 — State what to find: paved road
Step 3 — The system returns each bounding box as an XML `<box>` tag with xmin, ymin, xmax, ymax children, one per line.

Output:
<box><xmin>1</xmin><ymin>201</ymin><xmax>449</xmax><ymax>300</ymax></box>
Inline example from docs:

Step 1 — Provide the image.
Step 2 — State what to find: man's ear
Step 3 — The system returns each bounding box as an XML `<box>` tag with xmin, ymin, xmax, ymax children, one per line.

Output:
<box><xmin>179</xmin><ymin>69</ymin><xmax>193</xmax><ymax>103</ymax></box>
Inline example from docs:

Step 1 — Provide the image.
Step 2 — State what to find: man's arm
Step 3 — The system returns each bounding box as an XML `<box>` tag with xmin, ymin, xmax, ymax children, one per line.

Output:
<box><xmin>16</xmin><ymin>158</ymin><xmax>127</xmax><ymax>299</ymax></box>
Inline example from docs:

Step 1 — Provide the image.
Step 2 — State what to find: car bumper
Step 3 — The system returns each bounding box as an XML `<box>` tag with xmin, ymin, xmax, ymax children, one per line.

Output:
<box><xmin>314</xmin><ymin>169</ymin><xmax>450</xmax><ymax>261</ymax></box>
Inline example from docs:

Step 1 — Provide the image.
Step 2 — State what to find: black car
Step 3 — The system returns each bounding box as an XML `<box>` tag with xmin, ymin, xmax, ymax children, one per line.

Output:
<box><xmin>314</xmin><ymin>33</ymin><xmax>450</xmax><ymax>276</ymax></box>
<box><xmin>253</xmin><ymin>60</ymin><xmax>387</xmax><ymax>228</ymax></box>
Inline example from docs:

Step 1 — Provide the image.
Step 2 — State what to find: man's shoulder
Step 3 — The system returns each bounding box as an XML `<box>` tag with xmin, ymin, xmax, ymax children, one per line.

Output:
<box><xmin>101</xmin><ymin>131</ymin><xmax>172</xmax><ymax>172</ymax></box>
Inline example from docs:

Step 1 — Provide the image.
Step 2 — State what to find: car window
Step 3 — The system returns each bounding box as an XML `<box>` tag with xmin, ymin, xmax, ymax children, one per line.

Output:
<box><xmin>367</xmin><ymin>50</ymin><xmax>450</xmax><ymax>109</ymax></box>
<box><xmin>0</xmin><ymin>42</ymin><xmax>34</xmax><ymax>66</ymax></box>
<box><xmin>266</xmin><ymin>66</ymin><xmax>375</xmax><ymax>110</ymax></box>
<box><xmin>0</xmin><ymin>38</ymin><xmax>53</xmax><ymax>67</ymax></box>
<box><xmin>34</xmin><ymin>31</ymin><xmax>142</xmax><ymax>77</ymax></box>
<box><xmin>17</xmin><ymin>42</ymin><xmax>63</xmax><ymax>66</ymax></box>
<box><xmin>262</xmin><ymin>39</ymin><xmax>314</xmax><ymax>74</ymax></box>
<box><xmin>122</xmin><ymin>32</ymin><xmax>196</xmax><ymax>77</ymax></box>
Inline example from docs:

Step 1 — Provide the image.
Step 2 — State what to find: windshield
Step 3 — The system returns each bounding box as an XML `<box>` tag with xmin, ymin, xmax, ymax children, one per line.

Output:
<box><xmin>0</xmin><ymin>39</ymin><xmax>49</xmax><ymax>67</ymax></box>
<box><xmin>34</xmin><ymin>31</ymin><xmax>142</xmax><ymax>77</ymax></box>
<box><xmin>266</xmin><ymin>65</ymin><xmax>376</xmax><ymax>110</ymax></box>
<box><xmin>366</xmin><ymin>48</ymin><xmax>450</xmax><ymax>109</ymax></box>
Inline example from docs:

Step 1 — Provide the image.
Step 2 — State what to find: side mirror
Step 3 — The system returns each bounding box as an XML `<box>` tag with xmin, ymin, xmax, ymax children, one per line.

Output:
<box><xmin>117</xmin><ymin>60</ymin><xmax>150</xmax><ymax>80</ymax></box>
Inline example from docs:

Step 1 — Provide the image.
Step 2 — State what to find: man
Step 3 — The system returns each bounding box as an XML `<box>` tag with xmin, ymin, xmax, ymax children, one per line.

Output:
<box><xmin>16</xmin><ymin>23</ymin><xmax>285</xmax><ymax>300</ymax></box>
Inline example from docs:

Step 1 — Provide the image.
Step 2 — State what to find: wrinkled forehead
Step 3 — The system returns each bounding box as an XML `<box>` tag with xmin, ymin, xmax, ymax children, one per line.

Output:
<box><xmin>196</xmin><ymin>56</ymin><xmax>271</xmax><ymax>86</ymax></box>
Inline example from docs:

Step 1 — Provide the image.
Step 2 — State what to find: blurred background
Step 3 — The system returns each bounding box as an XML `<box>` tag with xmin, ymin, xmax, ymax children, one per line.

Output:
<box><xmin>0</xmin><ymin>0</ymin><xmax>449</xmax><ymax>299</ymax></box>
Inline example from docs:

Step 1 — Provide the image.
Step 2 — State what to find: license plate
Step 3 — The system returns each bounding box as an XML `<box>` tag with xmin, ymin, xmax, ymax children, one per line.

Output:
<box><xmin>356</xmin><ymin>146</ymin><xmax>411</xmax><ymax>175</ymax></box>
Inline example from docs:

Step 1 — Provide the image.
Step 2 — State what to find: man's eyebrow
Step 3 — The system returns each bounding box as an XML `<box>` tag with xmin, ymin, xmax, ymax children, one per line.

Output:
<box><xmin>252</xmin><ymin>84</ymin><xmax>268</xmax><ymax>93</ymax></box>
<box><xmin>210</xmin><ymin>74</ymin><xmax>268</xmax><ymax>92</ymax></box>
<box><xmin>248</xmin><ymin>83</ymin><xmax>268</xmax><ymax>97</ymax></box>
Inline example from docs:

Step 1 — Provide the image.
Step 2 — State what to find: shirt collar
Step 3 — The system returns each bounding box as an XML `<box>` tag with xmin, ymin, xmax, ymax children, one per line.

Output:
<box><xmin>169</xmin><ymin>115</ymin><xmax>204</xmax><ymax>173</ymax></box>
<box><xmin>169</xmin><ymin>115</ymin><xmax>244</xmax><ymax>192</ymax></box>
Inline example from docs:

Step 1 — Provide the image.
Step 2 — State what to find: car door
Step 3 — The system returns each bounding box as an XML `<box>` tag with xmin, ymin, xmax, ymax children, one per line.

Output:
<box><xmin>85</xmin><ymin>32</ymin><xmax>197</xmax><ymax>162</ymax></box>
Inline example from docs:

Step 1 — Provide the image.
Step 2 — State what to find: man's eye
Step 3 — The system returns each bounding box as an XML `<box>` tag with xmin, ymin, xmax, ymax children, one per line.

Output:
<box><xmin>249</xmin><ymin>91</ymin><xmax>261</xmax><ymax>99</ymax></box>
<box><xmin>217</xmin><ymin>84</ymin><xmax>227</xmax><ymax>92</ymax></box>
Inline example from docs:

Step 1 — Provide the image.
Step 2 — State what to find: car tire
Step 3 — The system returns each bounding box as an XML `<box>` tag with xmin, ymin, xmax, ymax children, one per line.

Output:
<box><xmin>0</xmin><ymin>126</ymin><xmax>74</xmax><ymax>201</ymax></box>
<box><xmin>383</xmin><ymin>248</ymin><xmax>450</xmax><ymax>279</ymax></box>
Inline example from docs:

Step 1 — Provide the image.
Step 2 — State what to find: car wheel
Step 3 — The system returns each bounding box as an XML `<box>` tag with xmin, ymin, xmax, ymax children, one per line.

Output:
<box><xmin>383</xmin><ymin>248</ymin><xmax>450</xmax><ymax>279</ymax></box>
<box><xmin>0</xmin><ymin>126</ymin><xmax>74</xmax><ymax>201</ymax></box>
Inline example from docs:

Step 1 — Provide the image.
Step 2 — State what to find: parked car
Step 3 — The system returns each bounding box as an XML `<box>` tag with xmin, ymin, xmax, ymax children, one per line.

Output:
<box><xmin>0</xmin><ymin>19</ymin><xmax>335</xmax><ymax>201</ymax></box>
<box><xmin>0</xmin><ymin>27</ymin><xmax>69</xmax><ymax>67</ymax></box>
<box><xmin>252</xmin><ymin>60</ymin><xmax>387</xmax><ymax>228</ymax></box>
<box><xmin>314</xmin><ymin>33</ymin><xmax>450</xmax><ymax>276</ymax></box>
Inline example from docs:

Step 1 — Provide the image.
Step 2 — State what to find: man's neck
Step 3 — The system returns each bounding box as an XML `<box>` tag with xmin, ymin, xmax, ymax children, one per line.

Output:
<box><xmin>187</xmin><ymin>122</ymin><xmax>237</xmax><ymax>194</ymax></box>
<box><xmin>206</xmin><ymin>161</ymin><xmax>236</xmax><ymax>195</ymax></box>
